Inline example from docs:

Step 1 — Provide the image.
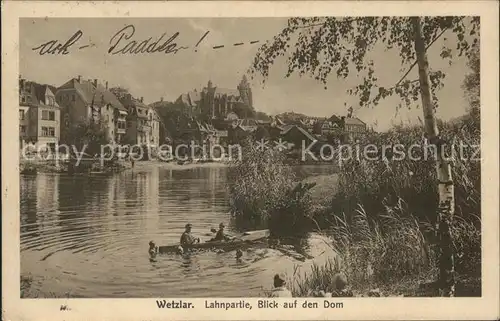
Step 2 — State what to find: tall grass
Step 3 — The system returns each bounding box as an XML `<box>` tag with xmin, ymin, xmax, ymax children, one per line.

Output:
<box><xmin>297</xmin><ymin>110</ymin><xmax>481</xmax><ymax>296</ymax></box>
<box><xmin>287</xmin><ymin>258</ymin><xmax>344</xmax><ymax>297</ymax></box>
<box><xmin>228</xmin><ymin>141</ymin><xmax>315</xmax><ymax>236</ymax></box>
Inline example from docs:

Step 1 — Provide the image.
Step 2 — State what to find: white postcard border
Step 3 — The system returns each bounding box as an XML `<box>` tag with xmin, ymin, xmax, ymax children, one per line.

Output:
<box><xmin>2</xmin><ymin>1</ymin><xmax>499</xmax><ymax>320</ymax></box>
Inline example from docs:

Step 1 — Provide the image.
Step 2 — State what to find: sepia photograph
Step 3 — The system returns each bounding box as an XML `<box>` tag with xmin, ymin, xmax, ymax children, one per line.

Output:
<box><xmin>2</xmin><ymin>1</ymin><xmax>499</xmax><ymax>320</ymax></box>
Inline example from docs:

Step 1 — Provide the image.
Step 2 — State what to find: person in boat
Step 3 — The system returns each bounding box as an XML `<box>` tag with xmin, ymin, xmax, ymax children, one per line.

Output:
<box><xmin>270</xmin><ymin>273</ymin><xmax>293</xmax><ymax>297</ymax></box>
<box><xmin>213</xmin><ymin>223</ymin><xmax>233</xmax><ymax>242</ymax></box>
<box><xmin>180</xmin><ymin>223</ymin><xmax>200</xmax><ymax>246</ymax></box>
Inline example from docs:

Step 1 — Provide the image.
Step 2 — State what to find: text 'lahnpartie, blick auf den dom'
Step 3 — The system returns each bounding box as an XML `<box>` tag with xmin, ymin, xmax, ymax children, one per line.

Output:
<box><xmin>155</xmin><ymin>299</ymin><xmax>344</xmax><ymax>310</ymax></box>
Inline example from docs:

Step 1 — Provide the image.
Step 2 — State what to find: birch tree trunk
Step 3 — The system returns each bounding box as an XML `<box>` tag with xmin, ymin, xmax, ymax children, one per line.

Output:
<box><xmin>411</xmin><ymin>17</ymin><xmax>456</xmax><ymax>297</ymax></box>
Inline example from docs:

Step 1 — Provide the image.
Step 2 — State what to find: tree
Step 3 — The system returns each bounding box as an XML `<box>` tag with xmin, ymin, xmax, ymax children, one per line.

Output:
<box><xmin>233</xmin><ymin>103</ymin><xmax>255</xmax><ymax>119</ymax></box>
<box><xmin>462</xmin><ymin>47</ymin><xmax>480</xmax><ymax>115</ymax></box>
<box><xmin>254</xmin><ymin>125</ymin><xmax>270</xmax><ymax>141</ymax></box>
<box><xmin>108</xmin><ymin>86</ymin><xmax>131</xmax><ymax>100</ymax></box>
<box><xmin>66</xmin><ymin>120</ymin><xmax>110</xmax><ymax>156</ymax></box>
<box><xmin>250</xmin><ymin>16</ymin><xmax>480</xmax><ymax>297</ymax></box>
<box><xmin>255</xmin><ymin>111</ymin><xmax>272</xmax><ymax>121</ymax></box>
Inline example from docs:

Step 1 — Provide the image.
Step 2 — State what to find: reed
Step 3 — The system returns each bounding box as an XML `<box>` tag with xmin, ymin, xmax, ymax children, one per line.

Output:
<box><xmin>228</xmin><ymin>141</ymin><xmax>315</xmax><ymax>236</ymax></box>
<box><xmin>298</xmin><ymin>109</ymin><xmax>481</xmax><ymax>296</ymax></box>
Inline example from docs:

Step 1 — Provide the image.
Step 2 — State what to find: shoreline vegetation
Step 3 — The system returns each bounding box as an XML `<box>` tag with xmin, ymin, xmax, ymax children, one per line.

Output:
<box><xmin>229</xmin><ymin>109</ymin><xmax>481</xmax><ymax>298</ymax></box>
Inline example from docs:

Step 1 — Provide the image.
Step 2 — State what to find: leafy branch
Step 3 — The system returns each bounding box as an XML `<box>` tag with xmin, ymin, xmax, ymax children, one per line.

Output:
<box><xmin>249</xmin><ymin>16</ymin><xmax>480</xmax><ymax>110</ymax></box>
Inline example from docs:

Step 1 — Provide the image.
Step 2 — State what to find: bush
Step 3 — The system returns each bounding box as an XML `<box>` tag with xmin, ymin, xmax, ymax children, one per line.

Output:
<box><xmin>312</xmin><ymin>110</ymin><xmax>481</xmax><ymax>292</ymax></box>
<box><xmin>228</xmin><ymin>142</ymin><xmax>315</xmax><ymax>236</ymax></box>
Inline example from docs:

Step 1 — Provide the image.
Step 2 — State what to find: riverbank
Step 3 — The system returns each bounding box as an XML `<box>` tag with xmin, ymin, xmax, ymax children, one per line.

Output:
<box><xmin>231</xmin><ymin>110</ymin><xmax>481</xmax><ymax>298</ymax></box>
<box><xmin>19</xmin><ymin>158</ymin><xmax>131</xmax><ymax>175</ymax></box>
<box><xmin>259</xmin><ymin>170</ymin><xmax>481</xmax><ymax>298</ymax></box>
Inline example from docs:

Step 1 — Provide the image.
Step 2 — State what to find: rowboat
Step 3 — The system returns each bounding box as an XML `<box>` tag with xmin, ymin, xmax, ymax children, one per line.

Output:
<box><xmin>156</xmin><ymin>229</ymin><xmax>270</xmax><ymax>254</ymax></box>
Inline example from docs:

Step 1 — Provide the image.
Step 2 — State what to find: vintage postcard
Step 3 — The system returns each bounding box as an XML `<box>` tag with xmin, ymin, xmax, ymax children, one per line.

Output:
<box><xmin>2</xmin><ymin>1</ymin><xmax>499</xmax><ymax>320</ymax></box>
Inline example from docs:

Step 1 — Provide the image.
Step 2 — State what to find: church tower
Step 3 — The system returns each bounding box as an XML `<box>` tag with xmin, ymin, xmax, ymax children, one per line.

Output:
<box><xmin>205</xmin><ymin>80</ymin><xmax>215</xmax><ymax>118</ymax></box>
<box><xmin>237</xmin><ymin>75</ymin><xmax>253</xmax><ymax>108</ymax></box>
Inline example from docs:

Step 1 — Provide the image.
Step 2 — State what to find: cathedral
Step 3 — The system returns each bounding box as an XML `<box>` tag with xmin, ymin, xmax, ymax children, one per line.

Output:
<box><xmin>175</xmin><ymin>75</ymin><xmax>253</xmax><ymax>120</ymax></box>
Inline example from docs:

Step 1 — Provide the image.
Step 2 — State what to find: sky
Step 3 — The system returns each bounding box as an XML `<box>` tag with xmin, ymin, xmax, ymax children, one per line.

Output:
<box><xmin>20</xmin><ymin>18</ymin><xmax>474</xmax><ymax>132</ymax></box>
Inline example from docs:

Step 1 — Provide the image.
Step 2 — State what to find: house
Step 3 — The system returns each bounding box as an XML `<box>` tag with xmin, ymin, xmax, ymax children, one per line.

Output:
<box><xmin>227</xmin><ymin>118</ymin><xmax>259</xmax><ymax>144</ymax></box>
<box><xmin>119</xmin><ymin>94</ymin><xmax>160</xmax><ymax>148</ymax></box>
<box><xmin>342</xmin><ymin>117</ymin><xmax>367</xmax><ymax>142</ymax></box>
<box><xmin>280</xmin><ymin>125</ymin><xmax>317</xmax><ymax>150</ymax></box>
<box><xmin>313</xmin><ymin>119</ymin><xmax>342</xmax><ymax>137</ymax></box>
<box><xmin>19</xmin><ymin>78</ymin><xmax>61</xmax><ymax>151</ymax></box>
<box><xmin>147</xmin><ymin>105</ymin><xmax>161</xmax><ymax>148</ymax></box>
<box><xmin>55</xmin><ymin>76</ymin><xmax>128</xmax><ymax>144</ymax></box>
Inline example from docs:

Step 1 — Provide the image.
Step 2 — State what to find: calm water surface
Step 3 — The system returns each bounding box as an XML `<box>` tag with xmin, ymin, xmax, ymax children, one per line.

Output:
<box><xmin>20</xmin><ymin>163</ymin><xmax>337</xmax><ymax>298</ymax></box>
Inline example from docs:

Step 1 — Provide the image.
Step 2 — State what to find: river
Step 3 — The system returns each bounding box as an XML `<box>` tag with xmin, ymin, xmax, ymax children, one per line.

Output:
<box><xmin>20</xmin><ymin>162</ymin><xmax>338</xmax><ymax>298</ymax></box>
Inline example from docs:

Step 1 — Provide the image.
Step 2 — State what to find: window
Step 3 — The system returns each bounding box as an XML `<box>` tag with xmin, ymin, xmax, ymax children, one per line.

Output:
<box><xmin>41</xmin><ymin>110</ymin><xmax>55</xmax><ymax>121</ymax></box>
<box><xmin>19</xmin><ymin>110</ymin><xmax>25</xmax><ymax>120</ymax></box>
<box><xmin>20</xmin><ymin>125</ymin><xmax>26</xmax><ymax>134</ymax></box>
<box><xmin>72</xmin><ymin>94</ymin><xmax>76</xmax><ymax>102</ymax></box>
<box><xmin>41</xmin><ymin>126</ymin><xmax>55</xmax><ymax>137</ymax></box>
<box><xmin>21</xmin><ymin>97</ymin><xmax>26</xmax><ymax>103</ymax></box>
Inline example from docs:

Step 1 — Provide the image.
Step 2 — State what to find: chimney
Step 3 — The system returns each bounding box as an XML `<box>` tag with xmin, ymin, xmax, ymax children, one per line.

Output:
<box><xmin>93</xmin><ymin>79</ymin><xmax>98</xmax><ymax>87</ymax></box>
<box><xmin>105</xmin><ymin>81</ymin><xmax>108</xmax><ymax>90</ymax></box>
<box><xmin>160</xmin><ymin>97</ymin><xmax>164</xmax><ymax>102</ymax></box>
<box><xmin>140</xmin><ymin>97</ymin><xmax>143</xmax><ymax>103</ymax></box>
<box><xmin>77</xmin><ymin>75</ymin><xmax>81</xmax><ymax>82</ymax></box>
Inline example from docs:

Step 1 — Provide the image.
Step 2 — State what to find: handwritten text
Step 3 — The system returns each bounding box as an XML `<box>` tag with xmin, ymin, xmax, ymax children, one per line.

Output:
<box><xmin>108</xmin><ymin>25</ymin><xmax>187</xmax><ymax>55</ymax></box>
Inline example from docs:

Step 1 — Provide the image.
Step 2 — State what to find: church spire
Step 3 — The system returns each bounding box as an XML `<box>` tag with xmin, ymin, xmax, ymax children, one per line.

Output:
<box><xmin>238</xmin><ymin>74</ymin><xmax>252</xmax><ymax>108</ymax></box>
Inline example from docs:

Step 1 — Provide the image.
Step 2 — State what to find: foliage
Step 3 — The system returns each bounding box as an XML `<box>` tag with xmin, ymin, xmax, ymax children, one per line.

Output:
<box><xmin>320</xmin><ymin>109</ymin><xmax>481</xmax><ymax>223</ymax></box>
<box><xmin>331</xmin><ymin>201</ymin><xmax>434</xmax><ymax>287</ymax></box>
<box><xmin>255</xmin><ymin>111</ymin><xmax>272</xmax><ymax>121</ymax></box>
<box><xmin>250</xmin><ymin>17</ymin><xmax>479</xmax><ymax>110</ymax></box>
<box><xmin>233</xmin><ymin>103</ymin><xmax>256</xmax><ymax>119</ymax></box>
<box><xmin>253</xmin><ymin>126</ymin><xmax>270</xmax><ymax>141</ymax></box>
<box><xmin>268</xmin><ymin>181</ymin><xmax>317</xmax><ymax>237</ymax></box>
<box><xmin>228</xmin><ymin>142</ymin><xmax>315</xmax><ymax>236</ymax></box>
<box><xmin>286</xmin><ymin>258</ymin><xmax>344</xmax><ymax>297</ymax></box>
<box><xmin>108</xmin><ymin>86</ymin><xmax>131</xmax><ymax>100</ymax></box>
<box><xmin>66</xmin><ymin>120</ymin><xmax>110</xmax><ymax>156</ymax></box>
<box><xmin>462</xmin><ymin>46</ymin><xmax>480</xmax><ymax>112</ymax></box>
<box><xmin>311</xmin><ymin>111</ymin><xmax>481</xmax><ymax>288</ymax></box>
<box><xmin>247</xmin><ymin>16</ymin><xmax>482</xmax><ymax>295</ymax></box>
